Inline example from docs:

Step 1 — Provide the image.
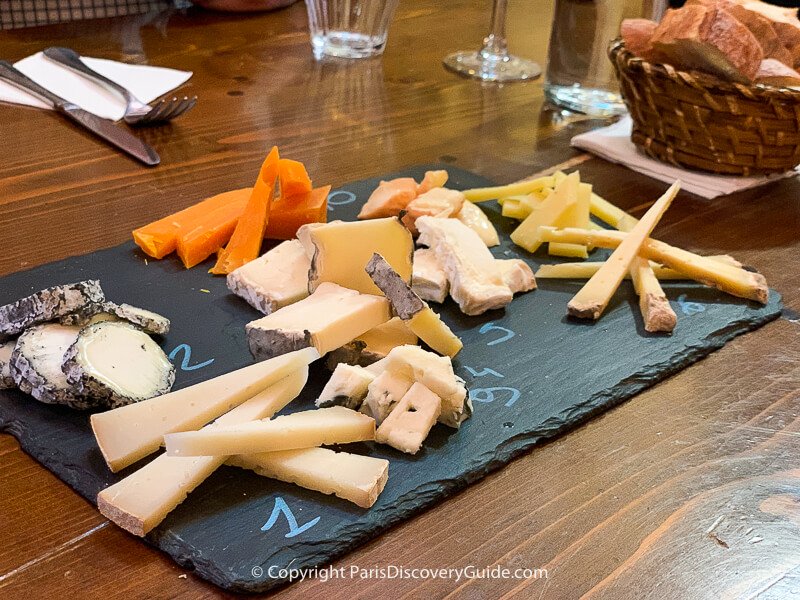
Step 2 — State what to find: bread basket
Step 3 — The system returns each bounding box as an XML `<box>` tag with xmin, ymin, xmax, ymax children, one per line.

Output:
<box><xmin>609</xmin><ymin>38</ymin><xmax>800</xmax><ymax>176</ymax></box>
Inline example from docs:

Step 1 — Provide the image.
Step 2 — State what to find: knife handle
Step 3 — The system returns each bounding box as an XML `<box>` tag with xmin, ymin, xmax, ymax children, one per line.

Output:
<box><xmin>43</xmin><ymin>47</ymin><xmax>133</xmax><ymax>103</ymax></box>
<box><xmin>0</xmin><ymin>61</ymin><xmax>66</xmax><ymax>109</ymax></box>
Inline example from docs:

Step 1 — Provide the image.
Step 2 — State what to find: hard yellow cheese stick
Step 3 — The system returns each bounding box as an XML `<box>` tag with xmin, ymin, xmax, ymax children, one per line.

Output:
<box><xmin>96</xmin><ymin>368</ymin><xmax>308</xmax><ymax>537</ymax></box>
<box><xmin>91</xmin><ymin>347</ymin><xmax>320</xmax><ymax>472</ymax></box>
<box><xmin>462</xmin><ymin>176</ymin><xmax>555</xmax><ymax>203</ymax></box>
<box><xmin>568</xmin><ymin>182</ymin><xmax>680</xmax><ymax>320</ymax></box>
<box><xmin>164</xmin><ymin>406</ymin><xmax>375</xmax><ymax>457</ymax></box>
<box><xmin>630</xmin><ymin>255</ymin><xmax>677</xmax><ymax>333</ymax></box>
<box><xmin>510</xmin><ymin>172</ymin><xmax>580</xmax><ymax>253</ymax></box>
<box><xmin>228</xmin><ymin>448</ymin><xmax>389</xmax><ymax>509</ymax></box>
<box><xmin>537</xmin><ymin>227</ymin><xmax>768</xmax><ymax>304</ymax></box>
<box><xmin>535</xmin><ymin>255</ymin><xmax>741</xmax><ymax>280</ymax></box>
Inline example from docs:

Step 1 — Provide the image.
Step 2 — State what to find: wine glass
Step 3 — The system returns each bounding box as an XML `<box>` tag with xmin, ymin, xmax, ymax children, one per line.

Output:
<box><xmin>443</xmin><ymin>0</ymin><xmax>541</xmax><ymax>82</ymax></box>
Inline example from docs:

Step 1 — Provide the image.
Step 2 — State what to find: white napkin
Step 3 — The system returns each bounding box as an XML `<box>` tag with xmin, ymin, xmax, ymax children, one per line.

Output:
<box><xmin>571</xmin><ymin>116</ymin><xmax>798</xmax><ymax>199</ymax></box>
<box><xmin>0</xmin><ymin>52</ymin><xmax>192</xmax><ymax>121</ymax></box>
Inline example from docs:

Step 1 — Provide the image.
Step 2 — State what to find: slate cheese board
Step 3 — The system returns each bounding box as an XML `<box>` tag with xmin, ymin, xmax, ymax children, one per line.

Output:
<box><xmin>0</xmin><ymin>166</ymin><xmax>782</xmax><ymax>593</ymax></box>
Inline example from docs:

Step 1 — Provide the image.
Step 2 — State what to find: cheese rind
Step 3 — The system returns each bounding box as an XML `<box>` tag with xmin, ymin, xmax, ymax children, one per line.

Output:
<box><xmin>164</xmin><ymin>406</ymin><xmax>376</xmax><ymax>457</ymax></box>
<box><xmin>537</xmin><ymin>227</ymin><xmax>769</xmax><ymax>304</ymax></box>
<box><xmin>90</xmin><ymin>347</ymin><xmax>319</xmax><ymax>472</ymax></box>
<box><xmin>228</xmin><ymin>447</ymin><xmax>389</xmax><ymax>508</ymax></box>
<box><xmin>416</xmin><ymin>216</ymin><xmax>512</xmax><ymax>315</ymax></box>
<box><xmin>412</xmin><ymin>248</ymin><xmax>449</xmax><ymax>304</ymax></box>
<box><xmin>96</xmin><ymin>369</ymin><xmax>308</xmax><ymax>536</ymax></box>
<box><xmin>227</xmin><ymin>240</ymin><xmax>311</xmax><ymax>315</ymax></box>
<box><xmin>567</xmin><ymin>181</ymin><xmax>680</xmax><ymax>320</ymax></box>
<box><xmin>630</xmin><ymin>256</ymin><xmax>678</xmax><ymax>333</ymax></box>
<box><xmin>246</xmin><ymin>282</ymin><xmax>391</xmax><ymax>360</ymax></box>
<box><xmin>375</xmin><ymin>383</ymin><xmax>441</xmax><ymax>454</ymax></box>
<box><xmin>316</xmin><ymin>363</ymin><xmax>375</xmax><ymax>409</ymax></box>
<box><xmin>0</xmin><ymin>339</ymin><xmax>15</xmax><ymax>388</ymax></box>
<box><xmin>299</xmin><ymin>218</ymin><xmax>413</xmax><ymax>295</ymax></box>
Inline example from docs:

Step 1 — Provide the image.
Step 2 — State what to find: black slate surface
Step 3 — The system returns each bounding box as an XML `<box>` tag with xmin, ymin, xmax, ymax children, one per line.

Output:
<box><xmin>0</xmin><ymin>166</ymin><xmax>782</xmax><ymax>593</ymax></box>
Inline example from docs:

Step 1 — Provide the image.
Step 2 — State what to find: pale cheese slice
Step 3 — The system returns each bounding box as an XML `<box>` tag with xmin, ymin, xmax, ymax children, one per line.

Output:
<box><xmin>363</xmin><ymin>369</ymin><xmax>413</xmax><ymax>425</ymax></box>
<box><xmin>228</xmin><ymin>447</ymin><xmax>389</xmax><ymax>508</ymax></box>
<box><xmin>90</xmin><ymin>347</ymin><xmax>319</xmax><ymax>472</ymax></box>
<box><xmin>365</xmin><ymin>253</ymin><xmax>462</xmax><ymax>357</ymax></box>
<box><xmin>164</xmin><ymin>406</ymin><xmax>375</xmax><ymax>457</ymax></box>
<box><xmin>455</xmin><ymin>200</ymin><xmax>500</xmax><ymax>247</ymax></box>
<box><xmin>246</xmin><ymin>282</ymin><xmax>391</xmax><ymax>361</ymax></box>
<box><xmin>315</xmin><ymin>363</ymin><xmax>375</xmax><ymax>409</ymax></box>
<box><xmin>375</xmin><ymin>382</ymin><xmax>441</xmax><ymax>454</ymax></box>
<box><xmin>412</xmin><ymin>248</ymin><xmax>449</xmax><ymax>304</ymax></box>
<box><xmin>538</xmin><ymin>227</ymin><xmax>768</xmax><ymax>304</ymax></box>
<box><xmin>96</xmin><ymin>368</ymin><xmax>308</xmax><ymax>536</ymax></box>
<box><xmin>298</xmin><ymin>217</ymin><xmax>413</xmax><ymax>295</ymax></box>
<box><xmin>227</xmin><ymin>240</ymin><xmax>310</xmax><ymax>315</ymax></box>
<box><xmin>496</xmin><ymin>259</ymin><xmax>536</xmax><ymax>294</ymax></box>
<box><xmin>416</xmin><ymin>216</ymin><xmax>512</xmax><ymax>315</ymax></box>
<box><xmin>568</xmin><ymin>182</ymin><xmax>680</xmax><ymax>320</ymax></box>
<box><xmin>325</xmin><ymin>317</ymin><xmax>418</xmax><ymax>369</ymax></box>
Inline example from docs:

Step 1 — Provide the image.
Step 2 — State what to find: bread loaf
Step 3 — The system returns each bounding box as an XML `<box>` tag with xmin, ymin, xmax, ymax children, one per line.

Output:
<box><xmin>755</xmin><ymin>57</ymin><xmax>800</xmax><ymax>86</ymax></box>
<box><xmin>621</xmin><ymin>19</ymin><xmax>659</xmax><ymax>61</ymax></box>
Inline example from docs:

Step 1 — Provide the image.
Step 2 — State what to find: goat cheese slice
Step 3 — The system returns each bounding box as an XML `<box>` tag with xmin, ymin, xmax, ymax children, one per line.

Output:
<box><xmin>412</xmin><ymin>248</ymin><xmax>449</xmax><ymax>303</ymax></box>
<box><xmin>416</xmin><ymin>216</ymin><xmax>513</xmax><ymax>315</ymax></box>
<box><xmin>60</xmin><ymin>302</ymin><xmax>170</xmax><ymax>335</ymax></box>
<box><xmin>0</xmin><ymin>280</ymin><xmax>104</xmax><ymax>336</ymax></box>
<box><xmin>0</xmin><ymin>339</ymin><xmax>15</xmax><ymax>389</ymax></box>
<box><xmin>227</xmin><ymin>239</ymin><xmax>311</xmax><ymax>315</ymax></box>
<box><xmin>62</xmin><ymin>321</ymin><xmax>175</xmax><ymax>409</ymax></box>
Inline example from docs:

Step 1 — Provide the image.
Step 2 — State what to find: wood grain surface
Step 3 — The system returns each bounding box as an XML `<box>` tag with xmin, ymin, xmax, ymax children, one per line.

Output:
<box><xmin>0</xmin><ymin>1</ymin><xmax>798</xmax><ymax>599</ymax></box>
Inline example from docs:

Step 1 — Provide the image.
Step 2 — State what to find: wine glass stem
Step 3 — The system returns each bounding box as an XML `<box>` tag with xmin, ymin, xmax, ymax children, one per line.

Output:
<box><xmin>480</xmin><ymin>0</ymin><xmax>510</xmax><ymax>60</ymax></box>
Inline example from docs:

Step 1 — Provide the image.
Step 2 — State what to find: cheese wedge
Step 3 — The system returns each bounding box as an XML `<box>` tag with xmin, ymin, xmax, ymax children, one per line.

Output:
<box><xmin>375</xmin><ymin>383</ymin><xmax>441</xmax><ymax>454</ymax></box>
<box><xmin>90</xmin><ymin>347</ymin><xmax>319</xmax><ymax>472</ymax></box>
<box><xmin>630</xmin><ymin>256</ymin><xmax>677</xmax><ymax>333</ymax></box>
<box><xmin>164</xmin><ymin>406</ymin><xmax>375</xmax><ymax>457</ymax></box>
<box><xmin>535</xmin><ymin>255</ymin><xmax>742</xmax><ymax>279</ymax></box>
<box><xmin>298</xmin><ymin>218</ymin><xmax>413</xmax><ymax>295</ymax></box>
<box><xmin>246</xmin><ymin>282</ymin><xmax>391</xmax><ymax>361</ymax></box>
<box><xmin>227</xmin><ymin>239</ymin><xmax>311</xmax><ymax>315</ymax></box>
<box><xmin>316</xmin><ymin>363</ymin><xmax>375</xmax><ymax>409</ymax></box>
<box><xmin>549</xmin><ymin>181</ymin><xmax>591</xmax><ymax>259</ymax></box>
<box><xmin>412</xmin><ymin>248</ymin><xmax>449</xmax><ymax>304</ymax></box>
<box><xmin>455</xmin><ymin>200</ymin><xmax>500</xmax><ymax>247</ymax></box>
<box><xmin>325</xmin><ymin>317</ymin><xmax>418</xmax><ymax>369</ymax></box>
<box><xmin>589</xmin><ymin>191</ymin><xmax>639</xmax><ymax>231</ymax></box>
<box><xmin>96</xmin><ymin>369</ymin><xmax>308</xmax><ymax>536</ymax></box>
<box><xmin>228</xmin><ymin>448</ymin><xmax>389</xmax><ymax>508</ymax></box>
<box><xmin>567</xmin><ymin>182</ymin><xmax>680</xmax><ymax>320</ymax></box>
<box><xmin>496</xmin><ymin>259</ymin><xmax>537</xmax><ymax>294</ymax></box>
<box><xmin>510</xmin><ymin>172</ymin><xmax>579</xmax><ymax>253</ymax></box>
<box><xmin>416</xmin><ymin>217</ymin><xmax>513</xmax><ymax>315</ymax></box>
<box><xmin>365</xmin><ymin>253</ymin><xmax>462</xmax><ymax>357</ymax></box>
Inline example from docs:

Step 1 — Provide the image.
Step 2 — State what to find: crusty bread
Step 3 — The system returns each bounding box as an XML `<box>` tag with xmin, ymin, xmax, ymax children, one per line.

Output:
<box><xmin>650</xmin><ymin>5</ymin><xmax>764</xmax><ymax>82</ymax></box>
<box><xmin>621</xmin><ymin>19</ymin><xmax>659</xmax><ymax>61</ymax></box>
<box><xmin>755</xmin><ymin>57</ymin><xmax>800</xmax><ymax>86</ymax></box>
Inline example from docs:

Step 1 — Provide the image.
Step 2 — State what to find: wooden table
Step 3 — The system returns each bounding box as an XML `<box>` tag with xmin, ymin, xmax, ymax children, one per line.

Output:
<box><xmin>1</xmin><ymin>2</ymin><xmax>799</xmax><ymax>598</ymax></box>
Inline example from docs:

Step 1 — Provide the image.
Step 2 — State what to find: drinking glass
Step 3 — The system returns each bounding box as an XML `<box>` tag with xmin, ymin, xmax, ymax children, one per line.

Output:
<box><xmin>305</xmin><ymin>0</ymin><xmax>400</xmax><ymax>60</ymax></box>
<box><xmin>544</xmin><ymin>0</ymin><xmax>667</xmax><ymax>115</ymax></box>
<box><xmin>443</xmin><ymin>0</ymin><xmax>541</xmax><ymax>82</ymax></box>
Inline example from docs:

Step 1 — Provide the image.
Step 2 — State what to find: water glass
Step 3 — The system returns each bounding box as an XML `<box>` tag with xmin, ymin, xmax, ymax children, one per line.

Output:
<box><xmin>544</xmin><ymin>0</ymin><xmax>667</xmax><ymax>116</ymax></box>
<box><xmin>305</xmin><ymin>0</ymin><xmax>400</xmax><ymax>60</ymax></box>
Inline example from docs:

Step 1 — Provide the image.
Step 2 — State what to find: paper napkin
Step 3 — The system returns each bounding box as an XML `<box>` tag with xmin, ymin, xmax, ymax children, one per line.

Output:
<box><xmin>0</xmin><ymin>51</ymin><xmax>192</xmax><ymax>121</ymax></box>
<box><xmin>571</xmin><ymin>116</ymin><xmax>798</xmax><ymax>199</ymax></box>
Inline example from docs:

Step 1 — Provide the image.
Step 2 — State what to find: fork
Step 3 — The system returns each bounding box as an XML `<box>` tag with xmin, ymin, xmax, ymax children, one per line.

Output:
<box><xmin>42</xmin><ymin>46</ymin><xmax>196</xmax><ymax>126</ymax></box>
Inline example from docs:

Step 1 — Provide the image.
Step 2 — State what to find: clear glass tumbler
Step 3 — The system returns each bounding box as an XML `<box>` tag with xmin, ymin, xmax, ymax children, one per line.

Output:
<box><xmin>544</xmin><ymin>0</ymin><xmax>667</xmax><ymax>116</ymax></box>
<box><xmin>306</xmin><ymin>0</ymin><xmax>400</xmax><ymax>60</ymax></box>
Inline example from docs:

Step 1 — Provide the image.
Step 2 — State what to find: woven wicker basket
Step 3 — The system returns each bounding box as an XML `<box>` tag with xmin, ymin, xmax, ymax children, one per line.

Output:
<box><xmin>609</xmin><ymin>38</ymin><xmax>800</xmax><ymax>176</ymax></box>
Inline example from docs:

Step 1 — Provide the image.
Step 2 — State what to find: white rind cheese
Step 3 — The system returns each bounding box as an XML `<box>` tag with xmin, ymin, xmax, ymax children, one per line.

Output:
<box><xmin>246</xmin><ymin>282</ymin><xmax>391</xmax><ymax>361</ymax></box>
<box><xmin>0</xmin><ymin>339</ymin><xmax>16</xmax><ymax>389</ymax></box>
<box><xmin>90</xmin><ymin>347</ymin><xmax>319</xmax><ymax>472</ymax></box>
<box><xmin>416</xmin><ymin>216</ymin><xmax>513</xmax><ymax>315</ymax></box>
<box><xmin>164</xmin><ymin>406</ymin><xmax>376</xmax><ymax>457</ymax></box>
<box><xmin>228</xmin><ymin>447</ymin><xmax>389</xmax><ymax>508</ymax></box>
<box><xmin>375</xmin><ymin>382</ymin><xmax>441</xmax><ymax>454</ymax></box>
<box><xmin>299</xmin><ymin>218</ymin><xmax>414</xmax><ymax>295</ymax></box>
<box><xmin>412</xmin><ymin>248</ymin><xmax>449</xmax><ymax>303</ymax></box>
<box><xmin>456</xmin><ymin>200</ymin><xmax>500</xmax><ymax>247</ymax></box>
<box><xmin>96</xmin><ymin>369</ymin><xmax>308</xmax><ymax>536</ymax></box>
<box><xmin>496</xmin><ymin>259</ymin><xmax>537</xmax><ymax>295</ymax></box>
<box><xmin>0</xmin><ymin>280</ymin><xmax>104</xmax><ymax>336</ymax></box>
<box><xmin>227</xmin><ymin>240</ymin><xmax>311</xmax><ymax>315</ymax></box>
<box><xmin>316</xmin><ymin>363</ymin><xmax>375</xmax><ymax>409</ymax></box>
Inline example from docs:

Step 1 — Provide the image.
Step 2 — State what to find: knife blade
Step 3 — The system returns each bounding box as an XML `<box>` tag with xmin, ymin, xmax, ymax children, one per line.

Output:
<box><xmin>0</xmin><ymin>60</ymin><xmax>160</xmax><ymax>166</ymax></box>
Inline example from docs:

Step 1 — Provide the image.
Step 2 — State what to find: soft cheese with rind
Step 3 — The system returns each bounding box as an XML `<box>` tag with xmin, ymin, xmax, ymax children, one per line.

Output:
<box><xmin>227</xmin><ymin>239</ymin><xmax>311</xmax><ymax>315</ymax></box>
<box><xmin>9</xmin><ymin>324</ymin><xmax>89</xmax><ymax>407</ymax></box>
<box><xmin>376</xmin><ymin>382</ymin><xmax>441</xmax><ymax>454</ymax></box>
<box><xmin>90</xmin><ymin>347</ymin><xmax>319</xmax><ymax>472</ymax></box>
<box><xmin>96</xmin><ymin>369</ymin><xmax>308</xmax><ymax>536</ymax></box>
<box><xmin>62</xmin><ymin>321</ymin><xmax>175</xmax><ymax>408</ymax></box>
<box><xmin>416</xmin><ymin>216</ymin><xmax>513</xmax><ymax>315</ymax></box>
<box><xmin>0</xmin><ymin>280</ymin><xmax>104</xmax><ymax>336</ymax></box>
<box><xmin>0</xmin><ymin>339</ymin><xmax>16</xmax><ymax>389</ymax></box>
<box><xmin>246</xmin><ymin>282</ymin><xmax>391</xmax><ymax>361</ymax></box>
<box><xmin>316</xmin><ymin>363</ymin><xmax>375</xmax><ymax>409</ymax></box>
<box><xmin>412</xmin><ymin>248</ymin><xmax>449</xmax><ymax>303</ymax></box>
<box><xmin>229</xmin><ymin>447</ymin><xmax>389</xmax><ymax>509</ymax></box>
<box><xmin>496</xmin><ymin>259</ymin><xmax>537</xmax><ymax>294</ymax></box>
<box><xmin>164</xmin><ymin>406</ymin><xmax>376</xmax><ymax>456</ymax></box>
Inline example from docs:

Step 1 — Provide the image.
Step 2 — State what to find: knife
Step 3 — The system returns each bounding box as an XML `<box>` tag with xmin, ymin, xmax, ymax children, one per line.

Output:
<box><xmin>0</xmin><ymin>61</ymin><xmax>160</xmax><ymax>166</ymax></box>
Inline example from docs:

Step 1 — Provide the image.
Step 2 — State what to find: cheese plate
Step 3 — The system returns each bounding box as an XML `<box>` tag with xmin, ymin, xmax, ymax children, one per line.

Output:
<box><xmin>0</xmin><ymin>166</ymin><xmax>782</xmax><ymax>593</ymax></box>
